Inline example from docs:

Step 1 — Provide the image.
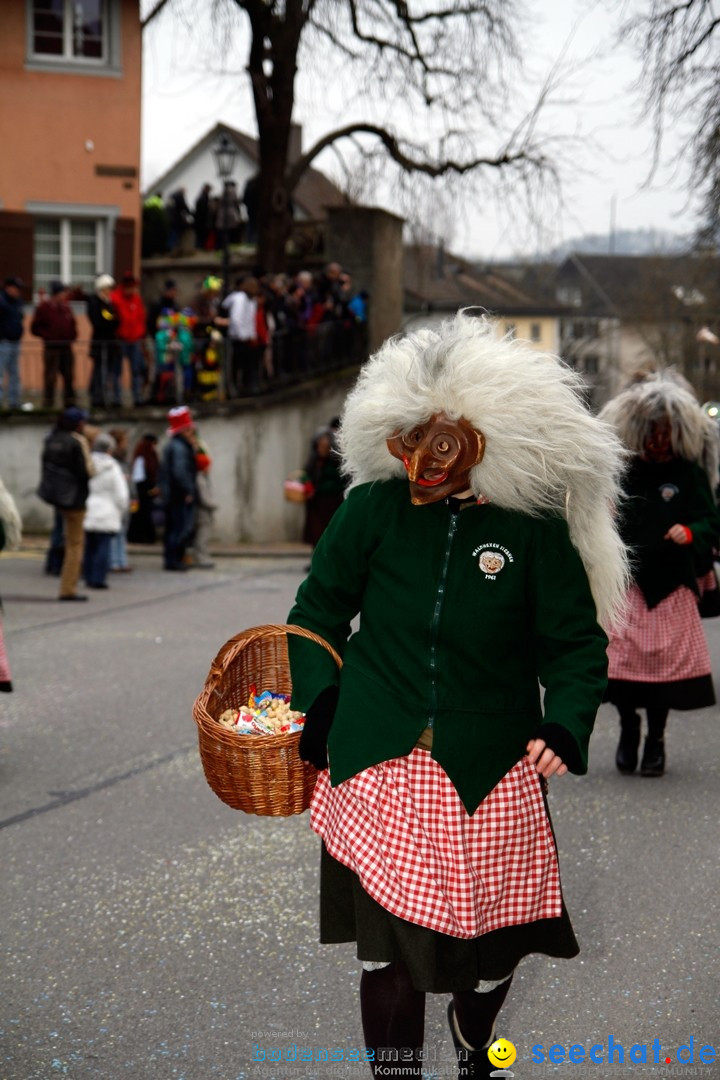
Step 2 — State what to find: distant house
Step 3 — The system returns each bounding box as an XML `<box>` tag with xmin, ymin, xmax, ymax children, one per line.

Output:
<box><xmin>0</xmin><ymin>0</ymin><xmax>143</xmax><ymax>295</ymax></box>
<box><xmin>403</xmin><ymin>244</ymin><xmax>564</xmax><ymax>354</ymax></box>
<box><xmin>551</xmin><ymin>253</ymin><xmax>720</xmax><ymax>405</ymax></box>
<box><xmin>143</xmin><ymin>121</ymin><xmax>351</xmax><ymax>239</ymax></box>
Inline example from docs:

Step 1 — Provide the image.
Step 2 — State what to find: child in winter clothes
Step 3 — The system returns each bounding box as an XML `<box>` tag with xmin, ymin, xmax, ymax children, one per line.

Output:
<box><xmin>190</xmin><ymin>436</ymin><xmax>217</xmax><ymax>568</ymax></box>
<box><xmin>83</xmin><ymin>433</ymin><xmax>130</xmax><ymax>589</ymax></box>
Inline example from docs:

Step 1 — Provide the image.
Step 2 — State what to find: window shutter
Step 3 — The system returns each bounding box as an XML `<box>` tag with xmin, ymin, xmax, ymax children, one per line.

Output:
<box><xmin>113</xmin><ymin>217</ymin><xmax>136</xmax><ymax>281</ymax></box>
<box><xmin>0</xmin><ymin>212</ymin><xmax>35</xmax><ymax>296</ymax></box>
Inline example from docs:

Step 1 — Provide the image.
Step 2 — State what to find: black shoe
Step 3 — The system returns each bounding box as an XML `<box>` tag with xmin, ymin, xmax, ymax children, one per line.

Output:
<box><xmin>87</xmin><ymin>583</ymin><xmax>109</xmax><ymax>589</ymax></box>
<box><xmin>640</xmin><ymin>738</ymin><xmax>665</xmax><ymax>777</ymax></box>
<box><xmin>447</xmin><ymin>1003</ymin><xmax>495</xmax><ymax>1079</ymax></box>
<box><xmin>164</xmin><ymin>563</ymin><xmax>187</xmax><ymax>572</ymax></box>
<box><xmin>59</xmin><ymin>594</ymin><xmax>88</xmax><ymax>602</ymax></box>
<box><xmin>615</xmin><ymin>714</ymin><xmax>641</xmax><ymax>774</ymax></box>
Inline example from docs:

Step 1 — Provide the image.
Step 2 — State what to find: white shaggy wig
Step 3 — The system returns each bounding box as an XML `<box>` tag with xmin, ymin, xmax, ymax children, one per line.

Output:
<box><xmin>600</xmin><ymin>370</ymin><xmax>720</xmax><ymax>490</ymax></box>
<box><xmin>338</xmin><ymin>312</ymin><xmax>630</xmax><ymax>628</ymax></box>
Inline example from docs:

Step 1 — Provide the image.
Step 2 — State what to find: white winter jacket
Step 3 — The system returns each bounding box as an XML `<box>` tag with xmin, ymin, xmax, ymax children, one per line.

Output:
<box><xmin>83</xmin><ymin>452</ymin><xmax>129</xmax><ymax>533</ymax></box>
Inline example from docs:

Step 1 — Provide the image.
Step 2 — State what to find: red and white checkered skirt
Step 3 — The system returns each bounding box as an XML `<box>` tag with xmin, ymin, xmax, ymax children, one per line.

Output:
<box><xmin>310</xmin><ymin>748</ymin><xmax>562</xmax><ymax>940</ymax></box>
<box><xmin>697</xmin><ymin>569</ymin><xmax>718</xmax><ymax>599</ymax></box>
<box><xmin>607</xmin><ymin>584</ymin><xmax>711</xmax><ymax>682</ymax></box>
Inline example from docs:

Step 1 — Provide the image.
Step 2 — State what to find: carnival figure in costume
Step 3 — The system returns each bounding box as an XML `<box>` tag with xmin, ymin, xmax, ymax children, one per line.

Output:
<box><xmin>600</xmin><ymin>371</ymin><xmax>719</xmax><ymax>778</ymax></box>
<box><xmin>287</xmin><ymin>313</ymin><xmax>629</xmax><ymax>1079</ymax></box>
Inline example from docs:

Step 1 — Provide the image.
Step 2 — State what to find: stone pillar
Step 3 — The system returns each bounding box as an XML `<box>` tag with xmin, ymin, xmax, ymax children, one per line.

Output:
<box><xmin>325</xmin><ymin>206</ymin><xmax>404</xmax><ymax>352</ymax></box>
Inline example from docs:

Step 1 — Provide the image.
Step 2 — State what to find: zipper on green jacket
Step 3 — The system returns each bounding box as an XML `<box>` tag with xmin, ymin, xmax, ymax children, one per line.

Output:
<box><xmin>428</xmin><ymin>511</ymin><xmax>458</xmax><ymax>727</ymax></box>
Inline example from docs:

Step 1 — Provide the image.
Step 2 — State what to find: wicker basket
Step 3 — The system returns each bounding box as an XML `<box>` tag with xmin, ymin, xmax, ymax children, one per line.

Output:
<box><xmin>283</xmin><ymin>470</ymin><xmax>313</xmax><ymax>503</ymax></box>
<box><xmin>192</xmin><ymin>623</ymin><xmax>342</xmax><ymax>816</ymax></box>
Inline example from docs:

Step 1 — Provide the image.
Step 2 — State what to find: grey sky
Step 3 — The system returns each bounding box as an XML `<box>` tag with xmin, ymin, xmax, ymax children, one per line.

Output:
<box><xmin>141</xmin><ymin>0</ymin><xmax>696</xmax><ymax>259</ymax></box>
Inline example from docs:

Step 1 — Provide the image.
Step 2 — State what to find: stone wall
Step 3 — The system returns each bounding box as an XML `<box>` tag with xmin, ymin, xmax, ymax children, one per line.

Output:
<box><xmin>326</xmin><ymin>206</ymin><xmax>404</xmax><ymax>352</ymax></box>
<box><xmin>1</xmin><ymin>377</ymin><xmax>355</xmax><ymax>545</ymax></box>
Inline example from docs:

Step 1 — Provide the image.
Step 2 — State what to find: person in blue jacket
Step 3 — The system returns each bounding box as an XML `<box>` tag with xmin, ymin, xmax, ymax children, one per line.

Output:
<box><xmin>159</xmin><ymin>406</ymin><xmax>197</xmax><ymax>571</ymax></box>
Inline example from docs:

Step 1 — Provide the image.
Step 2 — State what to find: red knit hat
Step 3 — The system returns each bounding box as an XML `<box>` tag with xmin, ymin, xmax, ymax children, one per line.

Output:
<box><xmin>166</xmin><ymin>406</ymin><xmax>194</xmax><ymax>436</ymax></box>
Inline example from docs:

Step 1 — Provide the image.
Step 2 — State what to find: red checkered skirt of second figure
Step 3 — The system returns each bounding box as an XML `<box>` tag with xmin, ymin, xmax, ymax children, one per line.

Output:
<box><xmin>607</xmin><ymin>583</ymin><xmax>711</xmax><ymax>683</ymax></box>
<box><xmin>0</xmin><ymin>609</ymin><xmax>11</xmax><ymax>690</ymax></box>
<box><xmin>310</xmin><ymin>747</ymin><xmax>562</xmax><ymax>939</ymax></box>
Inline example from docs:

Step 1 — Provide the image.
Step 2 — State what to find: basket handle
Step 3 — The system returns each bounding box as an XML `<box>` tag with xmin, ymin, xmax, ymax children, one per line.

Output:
<box><xmin>206</xmin><ymin>623</ymin><xmax>342</xmax><ymax>690</ymax></box>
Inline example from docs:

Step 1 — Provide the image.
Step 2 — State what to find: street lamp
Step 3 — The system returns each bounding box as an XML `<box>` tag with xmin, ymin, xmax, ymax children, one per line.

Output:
<box><xmin>211</xmin><ymin>132</ymin><xmax>238</xmax><ymax>399</ymax></box>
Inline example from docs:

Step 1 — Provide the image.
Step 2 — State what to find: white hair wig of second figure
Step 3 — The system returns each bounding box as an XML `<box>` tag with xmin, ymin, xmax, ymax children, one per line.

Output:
<box><xmin>599</xmin><ymin>369</ymin><xmax>720</xmax><ymax>489</ymax></box>
<box><xmin>338</xmin><ymin>312</ymin><xmax>630</xmax><ymax>629</ymax></box>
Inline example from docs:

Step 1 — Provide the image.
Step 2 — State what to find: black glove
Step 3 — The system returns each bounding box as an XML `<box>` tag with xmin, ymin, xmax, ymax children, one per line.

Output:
<box><xmin>298</xmin><ymin>685</ymin><xmax>339</xmax><ymax>770</ymax></box>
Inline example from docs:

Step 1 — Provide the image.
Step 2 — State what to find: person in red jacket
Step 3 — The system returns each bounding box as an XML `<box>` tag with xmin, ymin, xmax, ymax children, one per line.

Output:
<box><xmin>30</xmin><ymin>282</ymin><xmax>78</xmax><ymax>408</ymax></box>
<box><xmin>110</xmin><ymin>271</ymin><xmax>148</xmax><ymax>407</ymax></box>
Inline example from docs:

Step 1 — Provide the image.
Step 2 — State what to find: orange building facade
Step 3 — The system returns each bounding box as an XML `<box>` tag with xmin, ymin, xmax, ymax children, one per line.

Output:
<box><xmin>0</xmin><ymin>0</ymin><xmax>142</xmax><ymax>399</ymax></box>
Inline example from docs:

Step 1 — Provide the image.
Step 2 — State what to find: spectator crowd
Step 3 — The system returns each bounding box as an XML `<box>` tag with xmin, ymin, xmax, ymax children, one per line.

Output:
<box><xmin>36</xmin><ymin>405</ymin><xmax>219</xmax><ymax>599</ymax></box>
<box><xmin>142</xmin><ymin>181</ymin><xmax>254</xmax><ymax>257</ymax></box>
<box><xmin>0</xmin><ymin>263</ymin><xmax>368</xmax><ymax>412</ymax></box>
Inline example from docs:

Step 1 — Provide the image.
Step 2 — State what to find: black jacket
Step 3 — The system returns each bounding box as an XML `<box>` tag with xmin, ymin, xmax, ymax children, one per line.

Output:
<box><xmin>620</xmin><ymin>456</ymin><xmax>719</xmax><ymax>608</ymax></box>
<box><xmin>38</xmin><ymin>429</ymin><xmax>91</xmax><ymax>510</ymax></box>
<box><xmin>0</xmin><ymin>288</ymin><xmax>23</xmax><ymax>342</ymax></box>
<box><xmin>87</xmin><ymin>294</ymin><xmax>119</xmax><ymax>342</ymax></box>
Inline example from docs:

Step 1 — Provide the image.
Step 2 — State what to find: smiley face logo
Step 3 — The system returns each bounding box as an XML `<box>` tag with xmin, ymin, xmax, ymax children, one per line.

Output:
<box><xmin>487</xmin><ymin>1038</ymin><xmax>517</xmax><ymax>1069</ymax></box>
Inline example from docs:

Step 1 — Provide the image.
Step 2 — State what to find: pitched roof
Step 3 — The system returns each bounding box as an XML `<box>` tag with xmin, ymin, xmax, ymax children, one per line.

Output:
<box><xmin>404</xmin><ymin>245</ymin><xmax>561</xmax><ymax>315</ymax></box>
<box><xmin>144</xmin><ymin>122</ymin><xmax>350</xmax><ymax>220</ymax></box>
<box><xmin>556</xmin><ymin>253</ymin><xmax>720</xmax><ymax>319</ymax></box>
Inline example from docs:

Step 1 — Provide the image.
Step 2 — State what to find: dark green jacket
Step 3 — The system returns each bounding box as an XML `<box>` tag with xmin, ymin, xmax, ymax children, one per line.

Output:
<box><xmin>287</xmin><ymin>480</ymin><xmax>608</xmax><ymax>814</ymax></box>
<box><xmin>620</xmin><ymin>457</ymin><xmax>719</xmax><ymax>609</ymax></box>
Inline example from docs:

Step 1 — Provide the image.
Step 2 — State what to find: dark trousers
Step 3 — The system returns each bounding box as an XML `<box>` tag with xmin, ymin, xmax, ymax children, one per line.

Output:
<box><xmin>163</xmin><ymin>500</ymin><xmax>194</xmax><ymax>569</ymax></box>
<box><xmin>83</xmin><ymin>531</ymin><xmax>112</xmax><ymax>587</ymax></box>
<box><xmin>230</xmin><ymin>339</ymin><xmax>261</xmax><ymax>396</ymax></box>
<box><xmin>127</xmin><ymin>482</ymin><xmax>157</xmax><ymax>544</ymax></box>
<box><xmin>89</xmin><ymin>342</ymin><xmax>120</xmax><ymax>408</ymax></box>
<box><xmin>43</xmin><ymin>343</ymin><xmax>75</xmax><ymax>408</ymax></box>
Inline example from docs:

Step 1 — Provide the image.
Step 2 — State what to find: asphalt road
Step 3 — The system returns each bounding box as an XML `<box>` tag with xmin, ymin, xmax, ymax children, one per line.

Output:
<box><xmin>1</xmin><ymin>548</ymin><xmax>718</xmax><ymax>1080</ymax></box>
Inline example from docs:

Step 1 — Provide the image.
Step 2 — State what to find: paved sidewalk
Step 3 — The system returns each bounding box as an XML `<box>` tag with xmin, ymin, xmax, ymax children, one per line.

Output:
<box><xmin>16</xmin><ymin>533</ymin><xmax>312</xmax><ymax>560</ymax></box>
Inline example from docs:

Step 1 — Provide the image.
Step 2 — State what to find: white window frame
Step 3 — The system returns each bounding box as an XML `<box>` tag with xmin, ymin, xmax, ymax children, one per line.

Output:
<box><xmin>26</xmin><ymin>0</ymin><xmax>122</xmax><ymax>77</ymax></box>
<box><xmin>28</xmin><ymin>202</ymin><xmax>119</xmax><ymax>301</ymax></box>
<box><xmin>557</xmin><ymin>285</ymin><xmax>583</xmax><ymax>307</ymax></box>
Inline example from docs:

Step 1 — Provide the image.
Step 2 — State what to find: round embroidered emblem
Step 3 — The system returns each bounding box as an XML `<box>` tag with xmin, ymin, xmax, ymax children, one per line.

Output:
<box><xmin>479</xmin><ymin>550</ymin><xmax>505</xmax><ymax>575</ymax></box>
<box><xmin>659</xmin><ymin>483</ymin><xmax>679</xmax><ymax>502</ymax></box>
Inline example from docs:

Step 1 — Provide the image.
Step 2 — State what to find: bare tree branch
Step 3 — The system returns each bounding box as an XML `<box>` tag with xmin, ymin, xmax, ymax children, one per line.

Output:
<box><xmin>144</xmin><ymin>0</ymin><xmax>561</xmax><ymax>267</ymax></box>
<box><xmin>286</xmin><ymin>121</ymin><xmax>547</xmax><ymax>192</ymax></box>
<box><xmin>623</xmin><ymin>0</ymin><xmax>720</xmax><ymax>241</ymax></box>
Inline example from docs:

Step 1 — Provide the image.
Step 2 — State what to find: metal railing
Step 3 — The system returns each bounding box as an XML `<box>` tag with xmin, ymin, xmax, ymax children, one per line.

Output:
<box><xmin>5</xmin><ymin>321</ymin><xmax>367</xmax><ymax>411</ymax></box>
